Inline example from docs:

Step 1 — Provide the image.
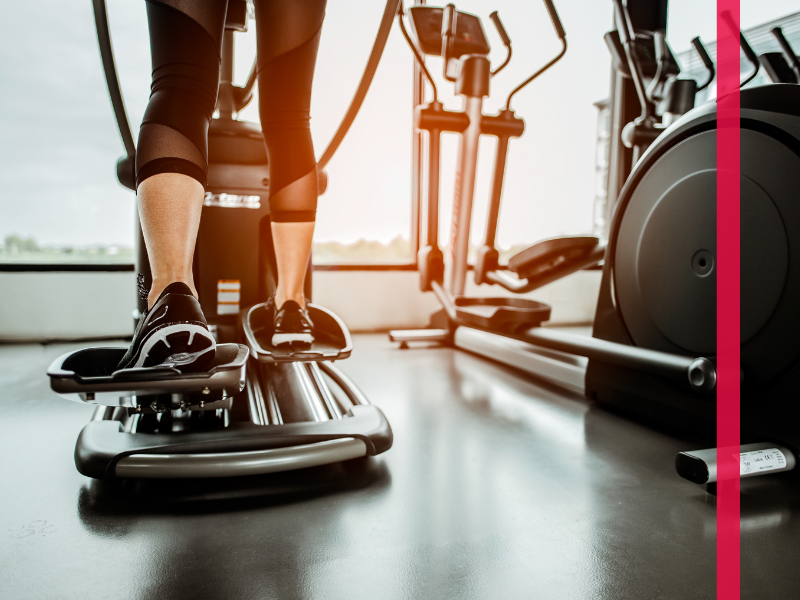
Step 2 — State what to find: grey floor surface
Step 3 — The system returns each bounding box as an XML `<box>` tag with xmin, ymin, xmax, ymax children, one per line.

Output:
<box><xmin>0</xmin><ymin>335</ymin><xmax>798</xmax><ymax>600</ymax></box>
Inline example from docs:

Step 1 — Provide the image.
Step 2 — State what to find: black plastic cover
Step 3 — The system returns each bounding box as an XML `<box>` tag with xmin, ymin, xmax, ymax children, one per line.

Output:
<box><xmin>760</xmin><ymin>53</ymin><xmax>798</xmax><ymax>84</ymax></box>
<box><xmin>409</xmin><ymin>6</ymin><xmax>490</xmax><ymax>58</ymax></box>
<box><xmin>48</xmin><ymin>344</ymin><xmax>248</xmax><ymax>406</ymax></box>
<box><xmin>454</xmin><ymin>297</ymin><xmax>551</xmax><ymax>331</ymax></box>
<box><xmin>75</xmin><ymin>404</ymin><xmax>393</xmax><ymax>479</ymax></box>
<box><xmin>675</xmin><ymin>452</ymin><xmax>710</xmax><ymax>484</ymax></box>
<box><xmin>509</xmin><ymin>236</ymin><xmax>600</xmax><ymax>279</ymax></box>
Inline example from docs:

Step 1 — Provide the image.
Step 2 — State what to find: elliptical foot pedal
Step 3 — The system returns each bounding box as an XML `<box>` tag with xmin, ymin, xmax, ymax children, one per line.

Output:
<box><xmin>454</xmin><ymin>297</ymin><xmax>551</xmax><ymax>332</ymax></box>
<box><xmin>244</xmin><ymin>303</ymin><xmax>352</xmax><ymax>362</ymax></box>
<box><xmin>47</xmin><ymin>344</ymin><xmax>248</xmax><ymax>407</ymax></box>
<box><xmin>508</xmin><ymin>235</ymin><xmax>600</xmax><ymax>279</ymax></box>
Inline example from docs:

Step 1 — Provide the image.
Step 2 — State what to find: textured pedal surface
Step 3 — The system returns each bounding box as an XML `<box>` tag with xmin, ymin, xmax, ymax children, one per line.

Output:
<box><xmin>244</xmin><ymin>303</ymin><xmax>353</xmax><ymax>363</ymax></box>
<box><xmin>509</xmin><ymin>235</ymin><xmax>600</xmax><ymax>279</ymax></box>
<box><xmin>454</xmin><ymin>297</ymin><xmax>551</xmax><ymax>331</ymax></box>
<box><xmin>47</xmin><ymin>343</ymin><xmax>248</xmax><ymax>406</ymax></box>
<box><xmin>142</xmin><ymin>327</ymin><xmax>216</xmax><ymax>368</ymax></box>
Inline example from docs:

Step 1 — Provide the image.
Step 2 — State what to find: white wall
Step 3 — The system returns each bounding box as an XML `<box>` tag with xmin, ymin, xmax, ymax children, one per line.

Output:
<box><xmin>0</xmin><ymin>272</ymin><xmax>136</xmax><ymax>341</ymax></box>
<box><xmin>0</xmin><ymin>269</ymin><xmax>601</xmax><ymax>341</ymax></box>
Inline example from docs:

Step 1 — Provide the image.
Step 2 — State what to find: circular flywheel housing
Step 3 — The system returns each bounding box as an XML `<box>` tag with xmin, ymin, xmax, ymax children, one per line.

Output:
<box><xmin>613</xmin><ymin>123</ymin><xmax>800</xmax><ymax>383</ymax></box>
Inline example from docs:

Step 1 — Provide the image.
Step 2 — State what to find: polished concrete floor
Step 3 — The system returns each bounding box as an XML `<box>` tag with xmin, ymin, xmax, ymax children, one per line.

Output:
<box><xmin>1</xmin><ymin>335</ymin><xmax>799</xmax><ymax>600</ymax></box>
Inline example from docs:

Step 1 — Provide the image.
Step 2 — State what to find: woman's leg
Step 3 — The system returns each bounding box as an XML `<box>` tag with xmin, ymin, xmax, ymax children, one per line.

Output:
<box><xmin>136</xmin><ymin>0</ymin><xmax>229</xmax><ymax>308</ymax></box>
<box><xmin>271</xmin><ymin>220</ymin><xmax>315</xmax><ymax>308</ymax></box>
<box><xmin>254</xmin><ymin>0</ymin><xmax>327</xmax><ymax>309</ymax></box>
<box><xmin>138</xmin><ymin>173</ymin><xmax>204</xmax><ymax>308</ymax></box>
<box><xmin>116</xmin><ymin>0</ymin><xmax>228</xmax><ymax>369</ymax></box>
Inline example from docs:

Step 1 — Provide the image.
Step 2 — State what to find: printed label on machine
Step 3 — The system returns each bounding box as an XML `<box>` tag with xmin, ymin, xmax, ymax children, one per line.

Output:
<box><xmin>739</xmin><ymin>448</ymin><xmax>787</xmax><ymax>475</ymax></box>
<box><xmin>217</xmin><ymin>280</ymin><xmax>241</xmax><ymax>315</ymax></box>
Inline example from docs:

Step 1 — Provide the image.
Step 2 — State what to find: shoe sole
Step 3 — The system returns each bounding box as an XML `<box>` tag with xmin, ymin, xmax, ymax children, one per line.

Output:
<box><xmin>272</xmin><ymin>333</ymin><xmax>314</xmax><ymax>347</ymax></box>
<box><xmin>133</xmin><ymin>324</ymin><xmax>217</xmax><ymax>368</ymax></box>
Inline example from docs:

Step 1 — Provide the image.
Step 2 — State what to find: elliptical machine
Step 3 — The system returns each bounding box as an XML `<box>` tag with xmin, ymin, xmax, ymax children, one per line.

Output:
<box><xmin>391</xmin><ymin>0</ymin><xmax>800</xmax><ymax>488</ymax></box>
<box><xmin>390</xmin><ymin>0</ymin><xmax>715</xmax><ymax>395</ymax></box>
<box><xmin>46</xmin><ymin>0</ymin><xmax>398</xmax><ymax>480</ymax></box>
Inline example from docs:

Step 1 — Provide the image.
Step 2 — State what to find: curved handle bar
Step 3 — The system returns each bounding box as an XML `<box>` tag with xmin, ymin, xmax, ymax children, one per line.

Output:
<box><xmin>489</xmin><ymin>11</ymin><xmax>512</xmax><ymax>76</ymax></box>
<box><xmin>645</xmin><ymin>29</ymin><xmax>669</xmax><ymax>102</ymax></box>
<box><xmin>505</xmin><ymin>0</ymin><xmax>567</xmax><ymax>109</ymax></box>
<box><xmin>441</xmin><ymin>4</ymin><xmax>457</xmax><ymax>62</ymax></box>
<box><xmin>318</xmin><ymin>0</ymin><xmax>401</xmax><ymax>170</ymax></box>
<box><xmin>721</xmin><ymin>10</ymin><xmax>759</xmax><ymax>87</ymax></box>
<box><xmin>691</xmin><ymin>36</ymin><xmax>715</xmax><ymax>92</ymax></box>
<box><xmin>442</xmin><ymin>4</ymin><xmax>457</xmax><ymax>38</ymax></box>
<box><xmin>234</xmin><ymin>58</ymin><xmax>258</xmax><ymax>112</ymax></box>
<box><xmin>542</xmin><ymin>0</ymin><xmax>566</xmax><ymax>41</ymax></box>
<box><xmin>771</xmin><ymin>27</ymin><xmax>800</xmax><ymax>82</ymax></box>
<box><xmin>396</xmin><ymin>1</ymin><xmax>439</xmax><ymax>104</ymax></box>
<box><xmin>490</xmin><ymin>11</ymin><xmax>511</xmax><ymax>47</ymax></box>
<box><xmin>91</xmin><ymin>0</ymin><xmax>135</xmax><ymax>159</ymax></box>
<box><xmin>611</xmin><ymin>0</ymin><xmax>652</xmax><ymax>120</ymax></box>
<box><xmin>653</xmin><ymin>29</ymin><xmax>667</xmax><ymax>62</ymax></box>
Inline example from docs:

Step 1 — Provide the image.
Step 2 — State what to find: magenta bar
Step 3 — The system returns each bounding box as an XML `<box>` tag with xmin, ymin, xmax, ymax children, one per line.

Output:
<box><xmin>716</xmin><ymin>2</ymin><xmax>741</xmax><ymax>599</ymax></box>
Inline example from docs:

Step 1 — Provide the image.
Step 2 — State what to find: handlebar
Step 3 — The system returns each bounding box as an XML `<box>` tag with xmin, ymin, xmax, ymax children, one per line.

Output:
<box><xmin>234</xmin><ymin>58</ymin><xmax>258</xmax><ymax>112</ymax></box>
<box><xmin>504</xmin><ymin>0</ymin><xmax>567</xmax><ymax>109</ymax></box>
<box><xmin>396</xmin><ymin>1</ymin><xmax>439</xmax><ymax>103</ymax></box>
<box><xmin>690</xmin><ymin>36</ymin><xmax>715</xmax><ymax>92</ymax></box>
<box><xmin>490</xmin><ymin>11</ymin><xmax>511</xmax><ymax>47</ymax></box>
<box><xmin>645</xmin><ymin>29</ymin><xmax>669</xmax><ymax>102</ymax></box>
<box><xmin>441</xmin><ymin>4</ymin><xmax>457</xmax><ymax>62</ymax></box>
<box><xmin>612</xmin><ymin>0</ymin><xmax>651</xmax><ymax>120</ymax></box>
<box><xmin>721</xmin><ymin>10</ymin><xmax>759</xmax><ymax>87</ymax></box>
<box><xmin>91</xmin><ymin>0</ymin><xmax>135</xmax><ymax>160</ymax></box>
<box><xmin>771</xmin><ymin>27</ymin><xmax>800</xmax><ymax>82</ymax></box>
<box><xmin>653</xmin><ymin>30</ymin><xmax>667</xmax><ymax>62</ymax></box>
<box><xmin>489</xmin><ymin>11</ymin><xmax>512</xmax><ymax>76</ymax></box>
<box><xmin>542</xmin><ymin>0</ymin><xmax>566</xmax><ymax>41</ymax></box>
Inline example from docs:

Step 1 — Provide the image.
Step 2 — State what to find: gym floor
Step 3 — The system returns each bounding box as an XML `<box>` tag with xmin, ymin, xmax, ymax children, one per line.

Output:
<box><xmin>1</xmin><ymin>335</ymin><xmax>798</xmax><ymax>600</ymax></box>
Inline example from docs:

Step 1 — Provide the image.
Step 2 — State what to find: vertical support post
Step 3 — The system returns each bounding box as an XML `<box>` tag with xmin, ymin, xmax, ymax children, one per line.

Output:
<box><xmin>448</xmin><ymin>96</ymin><xmax>484</xmax><ymax>296</ymax></box>
<box><xmin>427</xmin><ymin>129</ymin><xmax>441</xmax><ymax>248</ymax></box>
<box><xmin>410</xmin><ymin>2</ymin><xmax>427</xmax><ymax>259</ymax></box>
<box><xmin>484</xmin><ymin>135</ymin><xmax>509</xmax><ymax>248</ymax></box>
<box><xmin>218</xmin><ymin>30</ymin><xmax>236</xmax><ymax>119</ymax></box>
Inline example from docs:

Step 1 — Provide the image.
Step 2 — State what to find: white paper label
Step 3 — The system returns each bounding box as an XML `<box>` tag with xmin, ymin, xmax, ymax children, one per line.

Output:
<box><xmin>217</xmin><ymin>280</ymin><xmax>241</xmax><ymax>315</ymax></box>
<box><xmin>739</xmin><ymin>448</ymin><xmax>787</xmax><ymax>476</ymax></box>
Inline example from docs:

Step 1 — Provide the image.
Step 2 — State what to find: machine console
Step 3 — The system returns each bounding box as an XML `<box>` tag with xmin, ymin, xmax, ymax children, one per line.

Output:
<box><xmin>409</xmin><ymin>6</ymin><xmax>490</xmax><ymax>58</ymax></box>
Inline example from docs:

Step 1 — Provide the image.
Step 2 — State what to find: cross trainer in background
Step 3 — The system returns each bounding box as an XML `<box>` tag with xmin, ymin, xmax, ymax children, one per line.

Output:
<box><xmin>390</xmin><ymin>0</ymin><xmax>800</xmax><ymax>491</ymax></box>
<box><xmin>47</xmin><ymin>0</ymin><xmax>398</xmax><ymax>480</ymax></box>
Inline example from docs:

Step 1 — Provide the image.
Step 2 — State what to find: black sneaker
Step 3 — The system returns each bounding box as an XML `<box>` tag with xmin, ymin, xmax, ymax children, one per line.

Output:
<box><xmin>117</xmin><ymin>282</ymin><xmax>216</xmax><ymax>370</ymax></box>
<box><xmin>269</xmin><ymin>295</ymin><xmax>314</xmax><ymax>347</ymax></box>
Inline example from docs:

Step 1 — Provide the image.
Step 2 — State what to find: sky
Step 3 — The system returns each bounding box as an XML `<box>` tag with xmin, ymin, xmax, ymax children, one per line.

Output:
<box><xmin>1</xmin><ymin>1</ymin><xmax>798</xmax><ymax>248</ymax></box>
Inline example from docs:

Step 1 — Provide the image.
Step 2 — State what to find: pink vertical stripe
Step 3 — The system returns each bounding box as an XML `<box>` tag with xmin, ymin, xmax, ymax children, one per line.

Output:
<box><xmin>716</xmin><ymin>1</ymin><xmax>741</xmax><ymax>599</ymax></box>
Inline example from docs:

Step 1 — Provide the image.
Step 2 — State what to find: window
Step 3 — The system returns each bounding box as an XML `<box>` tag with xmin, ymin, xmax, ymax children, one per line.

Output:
<box><xmin>0</xmin><ymin>0</ymin><xmax>414</xmax><ymax>266</ymax></box>
<box><xmin>0</xmin><ymin>1</ymin><xmax>141</xmax><ymax>264</ymax></box>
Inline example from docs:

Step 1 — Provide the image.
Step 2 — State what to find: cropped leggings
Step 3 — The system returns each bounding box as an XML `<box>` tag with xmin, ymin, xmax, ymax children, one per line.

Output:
<box><xmin>137</xmin><ymin>0</ymin><xmax>326</xmax><ymax>222</ymax></box>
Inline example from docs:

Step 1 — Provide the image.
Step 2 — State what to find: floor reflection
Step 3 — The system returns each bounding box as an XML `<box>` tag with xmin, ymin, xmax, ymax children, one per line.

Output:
<box><xmin>5</xmin><ymin>337</ymin><xmax>800</xmax><ymax>599</ymax></box>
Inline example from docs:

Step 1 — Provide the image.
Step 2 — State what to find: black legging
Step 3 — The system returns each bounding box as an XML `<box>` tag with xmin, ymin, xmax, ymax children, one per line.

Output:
<box><xmin>136</xmin><ymin>0</ymin><xmax>325</xmax><ymax>222</ymax></box>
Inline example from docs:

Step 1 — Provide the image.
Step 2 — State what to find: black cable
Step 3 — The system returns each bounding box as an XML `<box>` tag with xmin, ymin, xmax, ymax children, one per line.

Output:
<box><xmin>92</xmin><ymin>0</ymin><xmax>135</xmax><ymax>158</ymax></box>
<box><xmin>318</xmin><ymin>0</ymin><xmax>402</xmax><ymax>170</ymax></box>
<box><xmin>397</xmin><ymin>1</ymin><xmax>438</xmax><ymax>104</ymax></box>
